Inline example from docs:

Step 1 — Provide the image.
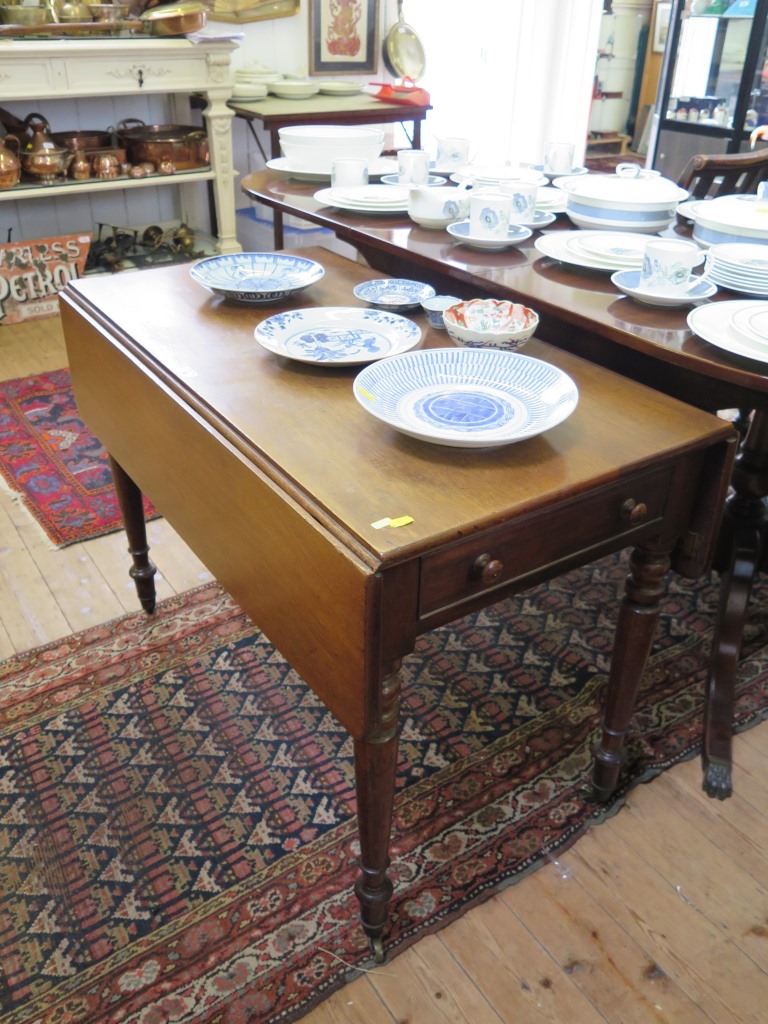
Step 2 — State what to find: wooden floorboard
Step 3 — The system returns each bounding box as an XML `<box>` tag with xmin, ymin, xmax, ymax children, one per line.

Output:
<box><xmin>1</xmin><ymin>312</ymin><xmax>767</xmax><ymax>1023</ymax></box>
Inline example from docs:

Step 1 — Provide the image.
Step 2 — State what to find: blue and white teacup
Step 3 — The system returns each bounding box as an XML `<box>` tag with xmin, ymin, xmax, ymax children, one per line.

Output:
<box><xmin>499</xmin><ymin>181</ymin><xmax>538</xmax><ymax>222</ymax></box>
<box><xmin>469</xmin><ymin>191</ymin><xmax>512</xmax><ymax>238</ymax></box>
<box><xmin>435</xmin><ymin>136</ymin><xmax>470</xmax><ymax>168</ymax></box>
<box><xmin>640</xmin><ymin>239</ymin><xmax>706</xmax><ymax>294</ymax></box>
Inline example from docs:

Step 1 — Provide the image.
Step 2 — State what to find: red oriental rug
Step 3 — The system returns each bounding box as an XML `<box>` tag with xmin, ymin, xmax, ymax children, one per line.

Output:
<box><xmin>0</xmin><ymin>369</ymin><xmax>158</xmax><ymax>546</ymax></box>
<box><xmin>2</xmin><ymin>560</ymin><xmax>768</xmax><ymax>1024</ymax></box>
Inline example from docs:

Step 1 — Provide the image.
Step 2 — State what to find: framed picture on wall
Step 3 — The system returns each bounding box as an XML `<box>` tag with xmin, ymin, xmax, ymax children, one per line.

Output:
<box><xmin>652</xmin><ymin>2</ymin><xmax>671</xmax><ymax>54</ymax></box>
<box><xmin>309</xmin><ymin>0</ymin><xmax>379</xmax><ymax>75</ymax></box>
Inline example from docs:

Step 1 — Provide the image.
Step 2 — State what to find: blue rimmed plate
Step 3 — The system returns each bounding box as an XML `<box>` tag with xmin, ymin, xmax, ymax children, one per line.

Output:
<box><xmin>254</xmin><ymin>307</ymin><xmax>422</xmax><ymax>365</ymax></box>
<box><xmin>380</xmin><ymin>173</ymin><xmax>447</xmax><ymax>187</ymax></box>
<box><xmin>190</xmin><ymin>252</ymin><xmax>324</xmax><ymax>304</ymax></box>
<box><xmin>353</xmin><ymin>347</ymin><xmax>578</xmax><ymax>448</ymax></box>
<box><xmin>446</xmin><ymin>220</ymin><xmax>533</xmax><ymax>252</ymax></box>
<box><xmin>353</xmin><ymin>278</ymin><xmax>436</xmax><ymax>311</ymax></box>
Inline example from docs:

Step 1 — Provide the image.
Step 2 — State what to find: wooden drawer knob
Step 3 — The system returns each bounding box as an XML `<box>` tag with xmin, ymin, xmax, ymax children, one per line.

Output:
<box><xmin>620</xmin><ymin>498</ymin><xmax>648</xmax><ymax>524</ymax></box>
<box><xmin>471</xmin><ymin>553</ymin><xmax>505</xmax><ymax>584</ymax></box>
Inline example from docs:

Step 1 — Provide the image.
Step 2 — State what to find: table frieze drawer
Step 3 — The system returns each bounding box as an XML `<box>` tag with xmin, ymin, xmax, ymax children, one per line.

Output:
<box><xmin>61</xmin><ymin>57</ymin><xmax>208</xmax><ymax>94</ymax></box>
<box><xmin>418</xmin><ymin>466</ymin><xmax>673</xmax><ymax>616</ymax></box>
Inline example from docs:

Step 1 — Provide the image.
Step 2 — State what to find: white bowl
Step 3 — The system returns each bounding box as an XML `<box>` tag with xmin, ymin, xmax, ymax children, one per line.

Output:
<box><xmin>443</xmin><ymin>299</ymin><xmax>539</xmax><ymax>350</ymax></box>
<box><xmin>278</xmin><ymin>125</ymin><xmax>384</xmax><ymax>171</ymax></box>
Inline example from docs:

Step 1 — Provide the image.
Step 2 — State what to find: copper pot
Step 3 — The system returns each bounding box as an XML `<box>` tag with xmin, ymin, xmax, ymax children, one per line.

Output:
<box><xmin>21</xmin><ymin>117</ymin><xmax>74</xmax><ymax>183</ymax></box>
<box><xmin>52</xmin><ymin>129</ymin><xmax>114</xmax><ymax>152</ymax></box>
<box><xmin>0</xmin><ymin>133</ymin><xmax>20</xmax><ymax>189</ymax></box>
<box><xmin>115</xmin><ymin>119</ymin><xmax>208</xmax><ymax>170</ymax></box>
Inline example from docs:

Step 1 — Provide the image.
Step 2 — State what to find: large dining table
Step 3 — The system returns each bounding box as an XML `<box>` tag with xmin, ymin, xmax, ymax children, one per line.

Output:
<box><xmin>60</xmin><ymin>248</ymin><xmax>734</xmax><ymax>959</ymax></box>
<box><xmin>241</xmin><ymin>168</ymin><xmax>768</xmax><ymax>800</ymax></box>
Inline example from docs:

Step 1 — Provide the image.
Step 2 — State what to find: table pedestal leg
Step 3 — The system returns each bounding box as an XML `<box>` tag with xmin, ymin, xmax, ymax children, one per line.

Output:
<box><xmin>108</xmin><ymin>455</ymin><xmax>157</xmax><ymax>614</ymax></box>
<box><xmin>353</xmin><ymin>659</ymin><xmax>401</xmax><ymax>963</ymax></box>
<box><xmin>704</xmin><ymin>410</ymin><xmax>768</xmax><ymax>798</ymax></box>
<box><xmin>593</xmin><ymin>545</ymin><xmax>670</xmax><ymax>801</ymax></box>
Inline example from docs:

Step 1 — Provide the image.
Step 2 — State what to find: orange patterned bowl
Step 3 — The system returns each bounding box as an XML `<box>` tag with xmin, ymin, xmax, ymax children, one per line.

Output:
<box><xmin>443</xmin><ymin>299</ymin><xmax>539</xmax><ymax>349</ymax></box>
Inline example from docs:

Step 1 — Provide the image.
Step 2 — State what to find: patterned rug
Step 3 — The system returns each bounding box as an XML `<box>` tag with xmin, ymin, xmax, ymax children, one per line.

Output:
<box><xmin>2</xmin><ymin>558</ymin><xmax>768</xmax><ymax>1024</ymax></box>
<box><xmin>0</xmin><ymin>369</ymin><xmax>158</xmax><ymax>546</ymax></box>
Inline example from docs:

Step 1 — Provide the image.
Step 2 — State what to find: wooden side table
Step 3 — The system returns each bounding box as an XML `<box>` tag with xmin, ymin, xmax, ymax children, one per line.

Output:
<box><xmin>229</xmin><ymin>93</ymin><xmax>432</xmax><ymax>247</ymax></box>
<box><xmin>60</xmin><ymin>248</ymin><xmax>735</xmax><ymax>958</ymax></box>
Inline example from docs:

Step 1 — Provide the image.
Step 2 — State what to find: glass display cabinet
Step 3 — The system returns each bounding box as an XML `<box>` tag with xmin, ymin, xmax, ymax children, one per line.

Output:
<box><xmin>648</xmin><ymin>0</ymin><xmax>768</xmax><ymax>180</ymax></box>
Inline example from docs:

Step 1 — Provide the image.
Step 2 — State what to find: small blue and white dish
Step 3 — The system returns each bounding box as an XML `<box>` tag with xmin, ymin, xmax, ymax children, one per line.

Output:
<box><xmin>611</xmin><ymin>269</ymin><xmax>717</xmax><ymax>308</ymax></box>
<box><xmin>190</xmin><ymin>252</ymin><xmax>324</xmax><ymax>304</ymax></box>
<box><xmin>354</xmin><ymin>278</ymin><xmax>436</xmax><ymax>311</ymax></box>
<box><xmin>421</xmin><ymin>294</ymin><xmax>461</xmax><ymax>329</ymax></box>
<box><xmin>353</xmin><ymin>347</ymin><xmax>579</xmax><ymax>448</ymax></box>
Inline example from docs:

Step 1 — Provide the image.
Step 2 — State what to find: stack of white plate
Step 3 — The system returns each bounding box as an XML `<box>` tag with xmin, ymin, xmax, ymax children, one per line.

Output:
<box><xmin>705</xmin><ymin>243</ymin><xmax>768</xmax><ymax>297</ymax></box>
<box><xmin>313</xmin><ymin>184</ymin><xmax>410</xmax><ymax>214</ymax></box>
<box><xmin>232</xmin><ymin>65</ymin><xmax>281</xmax><ymax>101</ymax></box>
<box><xmin>536</xmin><ymin>186</ymin><xmax>567</xmax><ymax>214</ymax></box>
<box><xmin>450</xmin><ymin>164</ymin><xmax>547</xmax><ymax>189</ymax></box>
<box><xmin>688</xmin><ymin>299</ymin><xmax>768</xmax><ymax>363</ymax></box>
<box><xmin>535</xmin><ymin>230</ymin><xmax>645</xmax><ymax>272</ymax></box>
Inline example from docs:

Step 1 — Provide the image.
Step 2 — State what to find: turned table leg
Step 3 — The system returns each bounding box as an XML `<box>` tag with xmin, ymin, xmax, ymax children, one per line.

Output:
<box><xmin>108</xmin><ymin>455</ymin><xmax>157</xmax><ymax>614</ymax></box>
<box><xmin>703</xmin><ymin>410</ymin><xmax>768</xmax><ymax>799</ymax></box>
<box><xmin>353</xmin><ymin>660</ymin><xmax>401</xmax><ymax>963</ymax></box>
<box><xmin>593</xmin><ymin>544</ymin><xmax>670</xmax><ymax>801</ymax></box>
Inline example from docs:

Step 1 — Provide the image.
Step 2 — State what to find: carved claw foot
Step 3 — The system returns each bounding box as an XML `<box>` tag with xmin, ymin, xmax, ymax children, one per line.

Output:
<box><xmin>702</xmin><ymin>757</ymin><xmax>732</xmax><ymax>800</ymax></box>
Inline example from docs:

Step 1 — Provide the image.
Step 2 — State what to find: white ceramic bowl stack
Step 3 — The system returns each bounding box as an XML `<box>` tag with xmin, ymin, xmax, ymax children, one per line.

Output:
<box><xmin>278</xmin><ymin>125</ymin><xmax>385</xmax><ymax>174</ymax></box>
<box><xmin>690</xmin><ymin>195</ymin><xmax>768</xmax><ymax>248</ymax></box>
<box><xmin>555</xmin><ymin>173</ymin><xmax>688</xmax><ymax>233</ymax></box>
<box><xmin>705</xmin><ymin>243</ymin><xmax>768</xmax><ymax>297</ymax></box>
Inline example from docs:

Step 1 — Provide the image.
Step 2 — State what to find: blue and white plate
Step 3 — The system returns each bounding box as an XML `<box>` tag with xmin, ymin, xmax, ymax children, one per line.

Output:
<box><xmin>254</xmin><ymin>307</ymin><xmax>422</xmax><ymax>365</ymax></box>
<box><xmin>611</xmin><ymin>270</ymin><xmax>717</xmax><ymax>308</ymax></box>
<box><xmin>353</xmin><ymin>347</ymin><xmax>578</xmax><ymax>448</ymax></box>
<box><xmin>446</xmin><ymin>220</ymin><xmax>532</xmax><ymax>251</ymax></box>
<box><xmin>190</xmin><ymin>253</ymin><xmax>324</xmax><ymax>304</ymax></box>
<box><xmin>380</xmin><ymin>173</ymin><xmax>447</xmax><ymax>187</ymax></box>
<box><xmin>353</xmin><ymin>278</ymin><xmax>436</xmax><ymax>311</ymax></box>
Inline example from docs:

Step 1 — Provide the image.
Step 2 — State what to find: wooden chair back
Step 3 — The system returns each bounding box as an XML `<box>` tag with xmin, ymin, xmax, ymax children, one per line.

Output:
<box><xmin>677</xmin><ymin>148</ymin><xmax>768</xmax><ymax>199</ymax></box>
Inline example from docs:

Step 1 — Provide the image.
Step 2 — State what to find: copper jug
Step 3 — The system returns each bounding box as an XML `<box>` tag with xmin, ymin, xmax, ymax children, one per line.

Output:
<box><xmin>0</xmin><ymin>134</ymin><xmax>21</xmax><ymax>190</ymax></box>
<box><xmin>21</xmin><ymin>115</ymin><xmax>74</xmax><ymax>184</ymax></box>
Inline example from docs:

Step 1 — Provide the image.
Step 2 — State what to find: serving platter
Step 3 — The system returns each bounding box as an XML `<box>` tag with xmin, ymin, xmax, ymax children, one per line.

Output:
<box><xmin>254</xmin><ymin>307</ymin><xmax>422</xmax><ymax>365</ymax></box>
<box><xmin>313</xmin><ymin>184</ymin><xmax>409</xmax><ymax>213</ymax></box>
<box><xmin>317</xmin><ymin>81</ymin><xmax>364</xmax><ymax>95</ymax></box>
<box><xmin>687</xmin><ymin>300</ymin><xmax>768</xmax><ymax>364</ymax></box>
<box><xmin>535</xmin><ymin>230</ymin><xmax>647</xmax><ymax>272</ymax></box>
<box><xmin>353</xmin><ymin>347</ymin><xmax>578</xmax><ymax>448</ymax></box>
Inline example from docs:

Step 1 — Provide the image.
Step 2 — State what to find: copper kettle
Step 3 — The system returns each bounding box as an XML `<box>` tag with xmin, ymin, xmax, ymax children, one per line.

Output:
<box><xmin>20</xmin><ymin>114</ymin><xmax>74</xmax><ymax>184</ymax></box>
<box><xmin>0</xmin><ymin>134</ymin><xmax>21</xmax><ymax>190</ymax></box>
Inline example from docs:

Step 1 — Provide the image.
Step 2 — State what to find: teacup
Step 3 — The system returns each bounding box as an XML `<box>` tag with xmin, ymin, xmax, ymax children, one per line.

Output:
<box><xmin>397</xmin><ymin>148</ymin><xmax>430</xmax><ymax>185</ymax></box>
<box><xmin>469</xmin><ymin>191</ymin><xmax>512</xmax><ymax>238</ymax></box>
<box><xmin>332</xmin><ymin>158</ymin><xmax>369</xmax><ymax>188</ymax></box>
<box><xmin>421</xmin><ymin>294</ymin><xmax>461</xmax><ymax>329</ymax></box>
<box><xmin>641</xmin><ymin>239</ymin><xmax>706</xmax><ymax>294</ymax></box>
<box><xmin>543</xmin><ymin>141</ymin><xmax>575</xmax><ymax>175</ymax></box>
<box><xmin>435</xmin><ymin>136</ymin><xmax>470</xmax><ymax>169</ymax></box>
<box><xmin>408</xmin><ymin>185</ymin><xmax>470</xmax><ymax>229</ymax></box>
<box><xmin>498</xmin><ymin>181</ymin><xmax>538</xmax><ymax>222</ymax></box>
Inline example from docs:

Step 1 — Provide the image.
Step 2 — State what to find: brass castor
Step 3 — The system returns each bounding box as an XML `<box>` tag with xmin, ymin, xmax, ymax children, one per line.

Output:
<box><xmin>369</xmin><ymin>935</ymin><xmax>386</xmax><ymax>964</ymax></box>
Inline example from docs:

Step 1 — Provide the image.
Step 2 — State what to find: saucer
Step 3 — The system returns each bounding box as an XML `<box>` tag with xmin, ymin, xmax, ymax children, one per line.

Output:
<box><xmin>611</xmin><ymin>270</ymin><xmax>717</xmax><ymax>308</ymax></box>
<box><xmin>380</xmin><ymin>174</ymin><xmax>447</xmax><ymax>187</ymax></box>
<box><xmin>353</xmin><ymin>278</ymin><xmax>436</xmax><ymax>311</ymax></box>
<box><xmin>509</xmin><ymin>211</ymin><xmax>556</xmax><ymax>230</ymax></box>
<box><xmin>446</xmin><ymin>220</ymin><xmax>532</xmax><ymax>251</ymax></box>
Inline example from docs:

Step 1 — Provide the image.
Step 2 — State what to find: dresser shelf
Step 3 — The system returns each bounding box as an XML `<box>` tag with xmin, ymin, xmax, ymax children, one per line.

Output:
<box><xmin>0</xmin><ymin>37</ymin><xmax>241</xmax><ymax>253</ymax></box>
